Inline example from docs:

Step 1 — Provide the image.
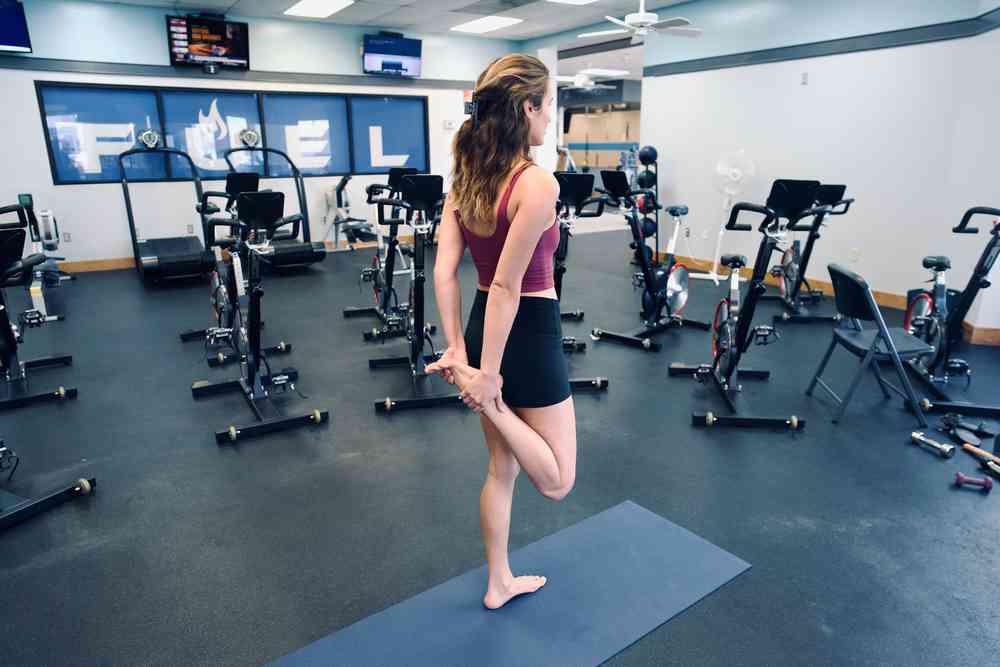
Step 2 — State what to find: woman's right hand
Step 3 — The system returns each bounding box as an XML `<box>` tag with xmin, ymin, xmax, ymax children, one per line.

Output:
<box><xmin>430</xmin><ymin>346</ymin><xmax>468</xmax><ymax>386</ymax></box>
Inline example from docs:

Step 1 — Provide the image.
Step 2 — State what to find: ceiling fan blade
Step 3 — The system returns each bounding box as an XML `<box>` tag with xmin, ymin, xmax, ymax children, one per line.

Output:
<box><xmin>662</xmin><ymin>26</ymin><xmax>703</xmax><ymax>37</ymax></box>
<box><xmin>605</xmin><ymin>16</ymin><xmax>632</xmax><ymax>29</ymax></box>
<box><xmin>650</xmin><ymin>17</ymin><xmax>691</xmax><ymax>29</ymax></box>
<box><xmin>593</xmin><ymin>84</ymin><xmax>616</xmax><ymax>90</ymax></box>
<box><xmin>554</xmin><ymin>75</ymin><xmax>577</xmax><ymax>82</ymax></box>
<box><xmin>577</xmin><ymin>28</ymin><xmax>629</xmax><ymax>38</ymax></box>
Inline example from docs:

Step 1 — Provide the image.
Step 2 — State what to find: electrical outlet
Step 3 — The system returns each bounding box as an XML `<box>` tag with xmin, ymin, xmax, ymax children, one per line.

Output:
<box><xmin>849</xmin><ymin>247</ymin><xmax>861</xmax><ymax>262</ymax></box>
<box><xmin>187</xmin><ymin>224</ymin><xmax>194</xmax><ymax>234</ymax></box>
<box><xmin>63</xmin><ymin>232</ymin><xmax>72</xmax><ymax>243</ymax></box>
<box><xmin>702</xmin><ymin>230</ymin><xmax>709</xmax><ymax>240</ymax></box>
<box><xmin>801</xmin><ymin>72</ymin><xmax>809</xmax><ymax>85</ymax></box>
<box><xmin>443</xmin><ymin>119</ymin><xmax>457</xmax><ymax>130</ymax></box>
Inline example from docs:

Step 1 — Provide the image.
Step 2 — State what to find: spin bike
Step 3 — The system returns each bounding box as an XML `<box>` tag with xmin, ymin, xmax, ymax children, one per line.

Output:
<box><xmin>669</xmin><ymin>180</ymin><xmax>828</xmax><ymax>429</ymax></box>
<box><xmin>554</xmin><ymin>171</ymin><xmax>606</xmax><ymax>353</ymax></box>
<box><xmin>903</xmin><ymin>205</ymin><xmax>1000</xmax><ymax>418</ymax></box>
<box><xmin>180</xmin><ymin>172</ymin><xmax>293</xmax><ymax>367</ymax></box>
<box><xmin>323</xmin><ymin>175</ymin><xmax>374</xmax><ymax>251</ymax></box>
<box><xmin>0</xmin><ymin>204</ymin><xmax>77</xmax><ymax>411</ymax></box>
<box><xmin>343</xmin><ymin>168</ymin><xmax>430</xmax><ymax>343</ymax></box>
<box><xmin>367</xmin><ymin>174</ymin><xmax>461</xmax><ymax>413</ymax></box>
<box><xmin>590</xmin><ymin>170</ymin><xmax>710</xmax><ymax>352</ymax></box>
<box><xmin>762</xmin><ymin>184</ymin><xmax>854</xmax><ymax>324</ymax></box>
<box><xmin>191</xmin><ymin>192</ymin><xmax>329</xmax><ymax>444</ymax></box>
<box><xmin>17</xmin><ymin>193</ymin><xmax>74</xmax><ymax>323</ymax></box>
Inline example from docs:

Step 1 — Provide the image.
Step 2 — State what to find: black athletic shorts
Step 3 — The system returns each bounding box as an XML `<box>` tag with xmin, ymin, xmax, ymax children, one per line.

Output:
<box><xmin>464</xmin><ymin>290</ymin><xmax>571</xmax><ymax>408</ymax></box>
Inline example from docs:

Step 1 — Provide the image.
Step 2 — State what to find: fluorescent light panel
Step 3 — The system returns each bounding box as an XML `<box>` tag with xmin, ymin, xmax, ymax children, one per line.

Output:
<box><xmin>580</xmin><ymin>68</ymin><xmax>629</xmax><ymax>77</ymax></box>
<box><xmin>284</xmin><ymin>0</ymin><xmax>354</xmax><ymax>19</ymax></box>
<box><xmin>450</xmin><ymin>16</ymin><xmax>523</xmax><ymax>34</ymax></box>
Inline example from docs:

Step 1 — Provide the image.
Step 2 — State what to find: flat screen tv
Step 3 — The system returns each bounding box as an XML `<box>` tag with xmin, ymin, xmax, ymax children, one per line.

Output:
<box><xmin>167</xmin><ymin>15</ymin><xmax>249</xmax><ymax>70</ymax></box>
<box><xmin>363</xmin><ymin>34</ymin><xmax>422</xmax><ymax>78</ymax></box>
<box><xmin>0</xmin><ymin>1</ymin><xmax>32</xmax><ymax>53</ymax></box>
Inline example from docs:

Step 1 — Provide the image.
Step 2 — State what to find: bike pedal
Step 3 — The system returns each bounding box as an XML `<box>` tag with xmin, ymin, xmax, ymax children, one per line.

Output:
<box><xmin>753</xmin><ymin>325</ymin><xmax>780</xmax><ymax>345</ymax></box>
<box><xmin>19</xmin><ymin>309</ymin><xmax>45</xmax><ymax>328</ymax></box>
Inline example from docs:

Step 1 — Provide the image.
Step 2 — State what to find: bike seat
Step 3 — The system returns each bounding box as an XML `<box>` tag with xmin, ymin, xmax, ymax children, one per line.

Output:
<box><xmin>666</xmin><ymin>205</ymin><xmax>689</xmax><ymax>217</ymax></box>
<box><xmin>721</xmin><ymin>254</ymin><xmax>747</xmax><ymax>269</ymax></box>
<box><xmin>197</xmin><ymin>202</ymin><xmax>221</xmax><ymax>215</ymax></box>
<box><xmin>922</xmin><ymin>255</ymin><xmax>950</xmax><ymax>271</ymax></box>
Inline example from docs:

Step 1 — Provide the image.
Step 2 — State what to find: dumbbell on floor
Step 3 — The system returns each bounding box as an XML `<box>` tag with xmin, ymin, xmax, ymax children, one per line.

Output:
<box><xmin>954</xmin><ymin>472</ymin><xmax>992</xmax><ymax>493</ymax></box>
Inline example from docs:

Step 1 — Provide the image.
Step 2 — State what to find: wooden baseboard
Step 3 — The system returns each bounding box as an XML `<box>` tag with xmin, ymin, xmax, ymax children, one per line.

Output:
<box><xmin>963</xmin><ymin>321</ymin><xmax>1000</xmax><ymax>345</ymax></box>
<box><xmin>58</xmin><ymin>258</ymin><xmax>134</xmax><ymax>272</ymax></box>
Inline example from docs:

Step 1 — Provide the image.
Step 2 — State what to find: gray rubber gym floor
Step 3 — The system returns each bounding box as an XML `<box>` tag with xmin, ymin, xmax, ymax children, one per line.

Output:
<box><xmin>3</xmin><ymin>229</ymin><xmax>999</xmax><ymax>666</ymax></box>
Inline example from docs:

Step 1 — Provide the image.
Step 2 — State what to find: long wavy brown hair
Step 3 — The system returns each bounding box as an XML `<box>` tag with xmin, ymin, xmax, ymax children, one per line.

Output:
<box><xmin>451</xmin><ymin>54</ymin><xmax>549</xmax><ymax>237</ymax></box>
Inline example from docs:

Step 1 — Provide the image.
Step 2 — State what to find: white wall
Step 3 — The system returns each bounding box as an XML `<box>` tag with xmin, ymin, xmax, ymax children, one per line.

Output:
<box><xmin>21</xmin><ymin>0</ymin><xmax>514</xmax><ymax>81</ymax></box>
<box><xmin>640</xmin><ymin>28</ymin><xmax>1000</xmax><ymax>327</ymax></box>
<box><xmin>0</xmin><ymin>68</ymin><xmax>468</xmax><ymax>262</ymax></box>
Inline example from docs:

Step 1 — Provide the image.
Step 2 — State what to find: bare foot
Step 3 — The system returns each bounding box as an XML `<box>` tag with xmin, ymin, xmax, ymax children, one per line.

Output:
<box><xmin>483</xmin><ymin>575</ymin><xmax>547</xmax><ymax>610</ymax></box>
<box><xmin>426</xmin><ymin>357</ymin><xmax>479</xmax><ymax>390</ymax></box>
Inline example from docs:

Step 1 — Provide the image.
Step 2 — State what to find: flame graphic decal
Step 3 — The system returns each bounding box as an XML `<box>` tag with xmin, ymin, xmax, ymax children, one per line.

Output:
<box><xmin>197</xmin><ymin>99</ymin><xmax>228</xmax><ymax>141</ymax></box>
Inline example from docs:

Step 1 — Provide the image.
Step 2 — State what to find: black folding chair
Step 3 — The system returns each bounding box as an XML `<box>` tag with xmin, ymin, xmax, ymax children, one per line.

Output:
<box><xmin>806</xmin><ymin>264</ymin><xmax>931</xmax><ymax>426</ymax></box>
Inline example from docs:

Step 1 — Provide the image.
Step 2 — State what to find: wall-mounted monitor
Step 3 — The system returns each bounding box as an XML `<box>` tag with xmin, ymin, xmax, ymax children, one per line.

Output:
<box><xmin>167</xmin><ymin>15</ymin><xmax>249</xmax><ymax>70</ymax></box>
<box><xmin>363</xmin><ymin>34</ymin><xmax>422</xmax><ymax>78</ymax></box>
<box><xmin>0</xmin><ymin>1</ymin><xmax>32</xmax><ymax>53</ymax></box>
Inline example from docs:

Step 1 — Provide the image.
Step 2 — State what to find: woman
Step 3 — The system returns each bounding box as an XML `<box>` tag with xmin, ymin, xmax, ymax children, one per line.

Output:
<box><xmin>426</xmin><ymin>54</ymin><xmax>576</xmax><ymax>611</ymax></box>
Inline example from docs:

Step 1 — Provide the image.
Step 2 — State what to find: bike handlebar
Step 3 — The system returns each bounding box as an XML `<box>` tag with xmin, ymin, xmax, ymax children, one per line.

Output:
<box><xmin>954</xmin><ymin>206</ymin><xmax>1000</xmax><ymax>234</ymax></box>
<box><xmin>828</xmin><ymin>197</ymin><xmax>854</xmax><ymax>215</ymax></box>
<box><xmin>726</xmin><ymin>202</ymin><xmax>774</xmax><ymax>232</ymax></box>
<box><xmin>787</xmin><ymin>204</ymin><xmax>833</xmax><ymax>232</ymax></box>
<box><xmin>0</xmin><ymin>203</ymin><xmax>28</xmax><ymax>227</ymax></box>
<box><xmin>366</xmin><ymin>183</ymin><xmax>392</xmax><ymax>204</ymax></box>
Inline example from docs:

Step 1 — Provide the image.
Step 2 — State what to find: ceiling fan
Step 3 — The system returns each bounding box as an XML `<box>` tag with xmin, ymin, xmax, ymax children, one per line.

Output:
<box><xmin>555</xmin><ymin>73</ymin><xmax>616</xmax><ymax>91</ymax></box>
<box><xmin>578</xmin><ymin>0</ymin><xmax>703</xmax><ymax>44</ymax></box>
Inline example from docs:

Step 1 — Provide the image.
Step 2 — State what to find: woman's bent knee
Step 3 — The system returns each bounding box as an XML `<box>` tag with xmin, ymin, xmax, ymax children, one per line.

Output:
<box><xmin>540</xmin><ymin>474</ymin><xmax>575</xmax><ymax>502</ymax></box>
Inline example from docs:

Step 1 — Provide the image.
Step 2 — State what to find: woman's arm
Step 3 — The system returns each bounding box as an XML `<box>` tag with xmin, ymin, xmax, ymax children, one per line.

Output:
<box><xmin>433</xmin><ymin>194</ymin><xmax>468</xmax><ymax>354</ymax></box>
<box><xmin>479</xmin><ymin>168</ymin><xmax>559</xmax><ymax>378</ymax></box>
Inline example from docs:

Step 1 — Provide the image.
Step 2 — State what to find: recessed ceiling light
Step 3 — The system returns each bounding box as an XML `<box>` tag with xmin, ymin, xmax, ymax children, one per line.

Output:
<box><xmin>450</xmin><ymin>16</ymin><xmax>524</xmax><ymax>34</ymax></box>
<box><xmin>580</xmin><ymin>68</ymin><xmax>629</xmax><ymax>77</ymax></box>
<box><xmin>284</xmin><ymin>0</ymin><xmax>354</xmax><ymax>19</ymax></box>
<box><xmin>545</xmin><ymin>0</ymin><xmax>599</xmax><ymax>5</ymax></box>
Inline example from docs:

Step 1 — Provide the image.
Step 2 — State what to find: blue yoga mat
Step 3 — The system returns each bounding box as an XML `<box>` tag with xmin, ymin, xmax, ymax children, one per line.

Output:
<box><xmin>270</xmin><ymin>501</ymin><xmax>750</xmax><ymax>667</ymax></box>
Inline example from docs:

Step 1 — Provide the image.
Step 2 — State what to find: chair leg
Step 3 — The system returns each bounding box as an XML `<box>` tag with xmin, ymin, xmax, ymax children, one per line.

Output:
<box><xmin>889</xmin><ymin>354</ymin><xmax>929</xmax><ymax>428</ymax></box>
<box><xmin>806</xmin><ymin>337</ymin><xmax>838</xmax><ymax>396</ymax></box>
<box><xmin>870</xmin><ymin>358</ymin><xmax>892</xmax><ymax>399</ymax></box>
<box><xmin>834</xmin><ymin>346</ymin><xmax>877</xmax><ymax>423</ymax></box>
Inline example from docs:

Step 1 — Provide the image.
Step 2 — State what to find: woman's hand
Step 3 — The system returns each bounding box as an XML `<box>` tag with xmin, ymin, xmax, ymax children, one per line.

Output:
<box><xmin>427</xmin><ymin>346</ymin><xmax>467</xmax><ymax>386</ymax></box>
<box><xmin>459</xmin><ymin>370</ymin><xmax>503</xmax><ymax>413</ymax></box>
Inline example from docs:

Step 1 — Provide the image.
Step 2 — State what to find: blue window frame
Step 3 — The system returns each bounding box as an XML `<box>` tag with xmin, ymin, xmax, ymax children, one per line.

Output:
<box><xmin>161</xmin><ymin>90</ymin><xmax>263</xmax><ymax>179</ymax></box>
<box><xmin>262</xmin><ymin>94</ymin><xmax>350</xmax><ymax>177</ymax></box>
<box><xmin>36</xmin><ymin>82</ymin><xmax>432</xmax><ymax>185</ymax></box>
<box><xmin>38</xmin><ymin>85</ymin><xmax>165</xmax><ymax>183</ymax></box>
<box><xmin>348</xmin><ymin>96</ymin><xmax>428</xmax><ymax>174</ymax></box>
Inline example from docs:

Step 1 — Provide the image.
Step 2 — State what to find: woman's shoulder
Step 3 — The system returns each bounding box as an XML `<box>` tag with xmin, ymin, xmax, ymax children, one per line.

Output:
<box><xmin>514</xmin><ymin>163</ymin><xmax>559</xmax><ymax>201</ymax></box>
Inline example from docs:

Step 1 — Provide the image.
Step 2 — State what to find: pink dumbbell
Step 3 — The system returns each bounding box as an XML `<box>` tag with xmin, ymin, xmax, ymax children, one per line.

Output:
<box><xmin>954</xmin><ymin>472</ymin><xmax>993</xmax><ymax>493</ymax></box>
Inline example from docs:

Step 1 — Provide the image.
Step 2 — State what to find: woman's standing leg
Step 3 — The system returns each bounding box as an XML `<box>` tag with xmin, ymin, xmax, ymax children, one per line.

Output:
<box><xmin>479</xmin><ymin>416</ymin><xmax>548</xmax><ymax>609</ymax></box>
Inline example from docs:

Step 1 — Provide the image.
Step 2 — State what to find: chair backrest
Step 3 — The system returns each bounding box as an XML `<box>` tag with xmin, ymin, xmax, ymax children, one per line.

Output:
<box><xmin>236</xmin><ymin>191</ymin><xmax>285</xmax><ymax>234</ymax></box>
<box><xmin>827</xmin><ymin>263</ymin><xmax>882</xmax><ymax>322</ymax></box>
